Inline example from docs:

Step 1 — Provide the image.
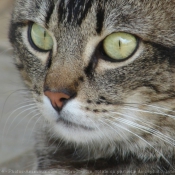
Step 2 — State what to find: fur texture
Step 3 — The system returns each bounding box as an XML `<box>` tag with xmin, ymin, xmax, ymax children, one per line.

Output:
<box><xmin>9</xmin><ymin>0</ymin><xmax>175</xmax><ymax>174</ymax></box>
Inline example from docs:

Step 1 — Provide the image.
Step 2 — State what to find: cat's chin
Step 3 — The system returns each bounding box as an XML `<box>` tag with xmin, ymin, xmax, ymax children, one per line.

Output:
<box><xmin>56</xmin><ymin>117</ymin><xmax>95</xmax><ymax>131</ymax></box>
<box><xmin>52</xmin><ymin>120</ymin><xmax>100</xmax><ymax>144</ymax></box>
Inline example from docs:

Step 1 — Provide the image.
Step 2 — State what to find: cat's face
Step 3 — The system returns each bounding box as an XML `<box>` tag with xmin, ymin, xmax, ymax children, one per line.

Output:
<box><xmin>10</xmin><ymin>0</ymin><xmax>175</xmax><ymax>158</ymax></box>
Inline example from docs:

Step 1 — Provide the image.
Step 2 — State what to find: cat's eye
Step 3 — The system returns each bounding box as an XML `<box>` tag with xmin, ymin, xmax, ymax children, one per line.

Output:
<box><xmin>29</xmin><ymin>23</ymin><xmax>53</xmax><ymax>52</ymax></box>
<box><xmin>103</xmin><ymin>32</ymin><xmax>138</xmax><ymax>61</ymax></box>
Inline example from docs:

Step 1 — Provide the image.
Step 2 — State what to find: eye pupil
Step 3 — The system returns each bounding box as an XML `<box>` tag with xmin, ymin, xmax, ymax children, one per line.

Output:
<box><xmin>119</xmin><ymin>40</ymin><xmax>121</xmax><ymax>48</ymax></box>
<box><xmin>44</xmin><ymin>31</ymin><xmax>46</xmax><ymax>38</ymax></box>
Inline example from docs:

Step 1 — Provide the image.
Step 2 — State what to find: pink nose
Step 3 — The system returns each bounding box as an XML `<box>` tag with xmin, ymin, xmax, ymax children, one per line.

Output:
<box><xmin>44</xmin><ymin>91</ymin><xmax>70</xmax><ymax>109</ymax></box>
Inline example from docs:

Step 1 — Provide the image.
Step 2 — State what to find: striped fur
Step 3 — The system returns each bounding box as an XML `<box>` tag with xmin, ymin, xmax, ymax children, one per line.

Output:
<box><xmin>9</xmin><ymin>0</ymin><xmax>175</xmax><ymax>174</ymax></box>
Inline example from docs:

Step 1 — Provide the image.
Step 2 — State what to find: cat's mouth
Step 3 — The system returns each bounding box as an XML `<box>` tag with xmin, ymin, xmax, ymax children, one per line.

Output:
<box><xmin>57</xmin><ymin>117</ymin><xmax>94</xmax><ymax>131</ymax></box>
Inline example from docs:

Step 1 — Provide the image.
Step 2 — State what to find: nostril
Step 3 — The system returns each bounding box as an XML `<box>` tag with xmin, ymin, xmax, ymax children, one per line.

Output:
<box><xmin>53</xmin><ymin>98</ymin><xmax>69</xmax><ymax>112</ymax></box>
<box><xmin>53</xmin><ymin>105</ymin><xmax>61</xmax><ymax>112</ymax></box>
<box><xmin>60</xmin><ymin>97</ymin><xmax>67</xmax><ymax>102</ymax></box>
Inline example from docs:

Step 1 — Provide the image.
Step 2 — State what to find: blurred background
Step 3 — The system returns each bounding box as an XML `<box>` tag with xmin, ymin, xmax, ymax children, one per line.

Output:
<box><xmin>0</xmin><ymin>0</ymin><xmax>37</xmax><ymax>173</ymax></box>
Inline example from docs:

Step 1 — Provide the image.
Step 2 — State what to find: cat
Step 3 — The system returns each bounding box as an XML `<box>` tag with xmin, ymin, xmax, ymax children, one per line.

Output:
<box><xmin>9</xmin><ymin>0</ymin><xmax>175</xmax><ymax>174</ymax></box>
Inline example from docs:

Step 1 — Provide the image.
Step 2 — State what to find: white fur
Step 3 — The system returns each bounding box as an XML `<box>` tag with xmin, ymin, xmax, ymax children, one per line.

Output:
<box><xmin>40</xmin><ymin>95</ymin><xmax>137</xmax><ymax>147</ymax></box>
<box><xmin>39</xmin><ymin>96</ymin><xmax>58</xmax><ymax>123</ymax></box>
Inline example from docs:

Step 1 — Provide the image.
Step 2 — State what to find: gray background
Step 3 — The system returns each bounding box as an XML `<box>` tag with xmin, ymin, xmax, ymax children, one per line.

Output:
<box><xmin>0</xmin><ymin>0</ymin><xmax>37</xmax><ymax>172</ymax></box>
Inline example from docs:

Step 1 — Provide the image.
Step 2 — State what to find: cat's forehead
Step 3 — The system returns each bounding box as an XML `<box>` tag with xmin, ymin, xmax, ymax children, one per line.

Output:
<box><xmin>13</xmin><ymin>0</ymin><xmax>174</xmax><ymax>22</ymax></box>
<box><xmin>13</xmin><ymin>0</ymin><xmax>175</xmax><ymax>46</ymax></box>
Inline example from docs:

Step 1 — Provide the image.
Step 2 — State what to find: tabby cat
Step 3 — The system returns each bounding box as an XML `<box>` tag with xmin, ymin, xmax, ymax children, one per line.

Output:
<box><xmin>9</xmin><ymin>0</ymin><xmax>175</xmax><ymax>174</ymax></box>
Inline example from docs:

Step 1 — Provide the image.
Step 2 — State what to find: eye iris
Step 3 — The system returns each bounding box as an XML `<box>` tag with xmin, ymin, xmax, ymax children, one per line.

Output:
<box><xmin>31</xmin><ymin>23</ymin><xmax>53</xmax><ymax>51</ymax></box>
<box><xmin>103</xmin><ymin>32</ymin><xmax>137</xmax><ymax>61</ymax></box>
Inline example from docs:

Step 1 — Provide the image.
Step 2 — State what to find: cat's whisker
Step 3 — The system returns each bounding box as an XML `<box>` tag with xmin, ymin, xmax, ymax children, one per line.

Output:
<box><xmin>123</xmin><ymin>106</ymin><xmax>175</xmax><ymax>120</ymax></box>
<box><xmin>22</xmin><ymin>113</ymin><xmax>42</xmax><ymax>143</ymax></box>
<box><xmin>85</xmin><ymin>116</ymin><xmax>115</xmax><ymax>147</ymax></box>
<box><xmin>124</xmin><ymin>102</ymin><xmax>175</xmax><ymax>114</ymax></box>
<box><xmin>5</xmin><ymin>105</ymin><xmax>37</xmax><ymax>135</ymax></box>
<box><xmin>46</xmin><ymin>122</ymin><xmax>62</xmax><ymax>143</ymax></box>
<box><xmin>83</xmin><ymin>140</ymin><xmax>90</xmax><ymax>165</ymax></box>
<box><xmin>0</xmin><ymin>90</ymin><xmax>18</xmax><ymax>96</ymax></box>
<box><xmin>88</xmin><ymin>121</ymin><xmax>107</xmax><ymax>157</ymax></box>
<box><xmin>0</xmin><ymin>47</ymin><xmax>13</xmax><ymax>55</ymax></box>
<box><xmin>46</xmin><ymin>124</ymin><xmax>66</xmax><ymax>150</ymax></box>
<box><xmin>142</xmin><ymin>103</ymin><xmax>175</xmax><ymax>117</ymax></box>
<box><xmin>53</xmin><ymin>138</ymin><xmax>64</xmax><ymax>154</ymax></box>
<box><xmin>4</xmin><ymin>99</ymin><xmax>36</xmax><ymax>116</ymax></box>
<box><xmin>99</xmin><ymin>118</ymin><xmax>173</xmax><ymax>169</ymax></box>
<box><xmin>23</xmin><ymin>157</ymin><xmax>46</xmax><ymax>170</ymax></box>
<box><xmin>1</xmin><ymin>104</ymin><xmax>36</xmax><ymax>148</ymax></box>
<box><xmin>4</xmin><ymin>103</ymin><xmax>36</xmax><ymax>120</ymax></box>
<box><xmin>27</xmin><ymin>115</ymin><xmax>42</xmax><ymax>143</ymax></box>
<box><xmin>14</xmin><ymin>99</ymin><xmax>35</xmax><ymax>106</ymax></box>
<box><xmin>12</xmin><ymin>108</ymin><xmax>39</xmax><ymax>131</ymax></box>
<box><xmin>22</xmin><ymin>163</ymin><xmax>35</xmax><ymax>171</ymax></box>
<box><xmin>47</xmin><ymin>132</ymin><xmax>60</xmax><ymax>148</ymax></box>
<box><xmin>0</xmin><ymin>88</ymin><xmax>33</xmax><ymax>120</ymax></box>
<box><xmin>108</xmin><ymin>110</ymin><xmax>160</xmax><ymax>132</ymax></box>
<box><xmin>47</xmin><ymin>132</ymin><xmax>56</xmax><ymax>144</ymax></box>
<box><xmin>119</xmin><ymin>117</ymin><xmax>175</xmax><ymax>146</ymax></box>
<box><xmin>73</xmin><ymin>141</ymin><xmax>78</xmax><ymax>158</ymax></box>
<box><xmin>108</xmin><ymin>109</ymin><xmax>161</xmax><ymax>132</ymax></box>
<box><xmin>107</xmin><ymin>111</ymin><xmax>175</xmax><ymax>147</ymax></box>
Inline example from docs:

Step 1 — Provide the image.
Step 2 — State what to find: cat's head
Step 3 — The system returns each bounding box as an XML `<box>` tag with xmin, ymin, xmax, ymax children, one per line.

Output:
<box><xmin>10</xmin><ymin>0</ymin><xmax>175</xmax><ymax>159</ymax></box>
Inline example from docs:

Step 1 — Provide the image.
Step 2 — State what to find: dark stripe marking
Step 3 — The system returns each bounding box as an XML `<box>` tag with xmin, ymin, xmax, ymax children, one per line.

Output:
<box><xmin>96</xmin><ymin>1</ymin><xmax>106</xmax><ymax>34</ymax></box>
<box><xmin>9</xmin><ymin>22</ymin><xmax>26</xmax><ymax>44</ymax></box>
<box><xmin>59</xmin><ymin>0</ymin><xmax>94</xmax><ymax>25</ymax></box>
<box><xmin>45</xmin><ymin>0</ymin><xmax>55</xmax><ymax>25</ymax></box>
<box><xmin>84</xmin><ymin>54</ymin><xmax>98</xmax><ymax>78</ymax></box>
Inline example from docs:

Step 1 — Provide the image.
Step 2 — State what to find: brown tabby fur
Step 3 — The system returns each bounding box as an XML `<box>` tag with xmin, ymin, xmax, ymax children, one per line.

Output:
<box><xmin>9</xmin><ymin>0</ymin><xmax>175</xmax><ymax>174</ymax></box>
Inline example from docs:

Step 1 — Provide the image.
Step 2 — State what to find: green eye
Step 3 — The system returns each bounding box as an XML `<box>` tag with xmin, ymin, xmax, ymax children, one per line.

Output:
<box><xmin>103</xmin><ymin>32</ymin><xmax>138</xmax><ymax>61</ymax></box>
<box><xmin>29</xmin><ymin>23</ymin><xmax>53</xmax><ymax>51</ymax></box>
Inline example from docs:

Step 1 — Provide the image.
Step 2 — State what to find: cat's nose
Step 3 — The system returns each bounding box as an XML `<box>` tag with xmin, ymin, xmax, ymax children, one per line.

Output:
<box><xmin>44</xmin><ymin>91</ymin><xmax>71</xmax><ymax>111</ymax></box>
